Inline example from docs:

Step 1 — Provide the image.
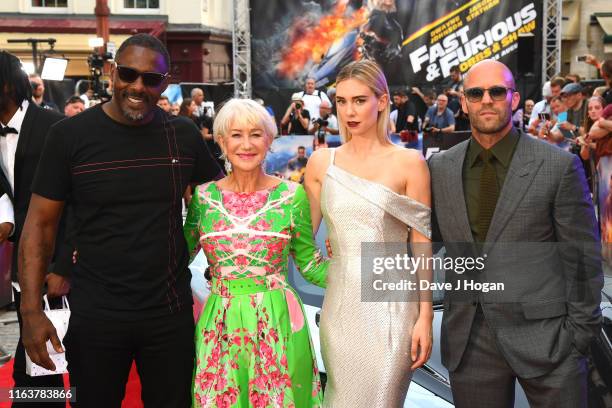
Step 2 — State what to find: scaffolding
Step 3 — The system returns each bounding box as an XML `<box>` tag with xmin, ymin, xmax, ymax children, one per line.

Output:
<box><xmin>232</xmin><ymin>0</ymin><xmax>252</xmax><ymax>98</ymax></box>
<box><xmin>542</xmin><ymin>0</ymin><xmax>562</xmax><ymax>84</ymax></box>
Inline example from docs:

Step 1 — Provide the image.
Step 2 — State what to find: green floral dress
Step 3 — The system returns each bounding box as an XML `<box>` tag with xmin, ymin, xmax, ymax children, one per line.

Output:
<box><xmin>184</xmin><ymin>180</ymin><xmax>328</xmax><ymax>408</ymax></box>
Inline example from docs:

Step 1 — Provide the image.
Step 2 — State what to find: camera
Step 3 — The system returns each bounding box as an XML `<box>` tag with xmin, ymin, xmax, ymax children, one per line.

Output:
<box><xmin>30</xmin><ymin>81</ymin><xmax>40</xmax><ymax>91</ymax></box>
<box><xmin>423</xmin><ymin>125</ymin><xmax>433</xmax><ymax>133</ymax></box>
<box><xmin>538</xmin><ymin>112</ymin><xmax>551</xmax><ymax>121</ymax></box>
<box><xmin>576</xmin><ymin>55</ymin><xmax>587</xmax><ymax>62</ymax></box>
<box><xmin>314</xmin><ymin>117</ymin><xmax>329</xmax><ymax>127</ymax></box>
<box><xmin>87</xmin><ymin>53</ymin><xmax>109</xmax><ymax>71</ymax></box>
<box><xmin>570</xmin><ymin>142</ymin><xmax>582</xmax><ymax>155</ymax></box>
<box><xmin>295</xmin><ymin>102</ymin><xmax>302</xmax><ymax>110</ymax></box>
<box><xmin>87</xmin><ymin>51</ymin><xmax>113</xmax><ymax>101</ymax></box>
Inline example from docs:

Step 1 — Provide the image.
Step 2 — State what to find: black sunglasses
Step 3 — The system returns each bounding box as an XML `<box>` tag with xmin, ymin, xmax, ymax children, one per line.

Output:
<box><xmin>464</xmin><ymin>86</ymin><xmax>514</xmax><ymax>102</ymax></box>
<box><xmin>115</xmin><ymin>65</ymin><xmax>168</xmax><ymax>87</ymax></box>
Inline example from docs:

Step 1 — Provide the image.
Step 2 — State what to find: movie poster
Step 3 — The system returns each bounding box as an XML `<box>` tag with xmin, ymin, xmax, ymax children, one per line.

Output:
<box><xmin>265</xmin><ymin>136</ymin><xmax>315</xmax><ymax>182</ymax></box>
<box><xmin>598</xmin><ymin>156</ymin><xmax>612</xmax><ymax>265</ymax></box>
<box><xmin>251</xmin><ymin>0</ymin><xmax>543</xmax><ymax>93</ymax></box>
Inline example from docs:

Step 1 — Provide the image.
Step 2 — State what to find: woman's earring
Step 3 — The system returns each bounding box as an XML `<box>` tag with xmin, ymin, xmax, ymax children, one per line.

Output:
<box><xmin>220</xmin><ymin>151</ymin><xmax>232</xmax><ymax>174</ymax></box>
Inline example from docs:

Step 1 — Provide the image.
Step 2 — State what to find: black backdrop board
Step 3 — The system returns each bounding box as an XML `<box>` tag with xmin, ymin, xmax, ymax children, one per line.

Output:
<box><xmin>44</xmin><ymin>79</ymin><xmax>76</xmax><ymax>112</ymax></box>
<box><xmin>422</xmin><ymin>130</ymin><xmax>472</xmax><ymax>160</ymax></box>
<box><xmin>251</xmin><ymin>0</ymin><xmax>544</xmax><ymax>118</ymax></box>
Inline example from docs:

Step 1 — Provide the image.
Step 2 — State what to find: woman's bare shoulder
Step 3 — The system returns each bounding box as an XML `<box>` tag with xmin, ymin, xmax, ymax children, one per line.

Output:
<box><xmin>306</xmin><ymin>148</ymin><xmax>333</xmax><ymax>172</ymax></box>
<box><xmin>389</xmin><ymin>146</ymin><xmax>426</xmax><ymax>168</ymax></box>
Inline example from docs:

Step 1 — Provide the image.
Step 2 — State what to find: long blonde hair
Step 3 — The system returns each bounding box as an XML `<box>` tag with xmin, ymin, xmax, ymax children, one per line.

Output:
<box><xmin>335</xmin><ymin>60</ymin><xmax>392</xmax><ymax>145</ymax></box>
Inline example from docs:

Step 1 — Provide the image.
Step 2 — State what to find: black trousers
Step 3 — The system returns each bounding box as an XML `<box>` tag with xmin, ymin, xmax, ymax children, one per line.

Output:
<box><xmin>63</xmin><ymin>308</ymin><xmax>195</xmax><ymax>408</ymax></box>
<box><xmin>12</xmin><ymin>288</ymin><xmax>65</xmax><ymax>408</ymax></box>
<box><xmin>449</xmin><ymin>307</ymin><xmax>588</xmax><ymax>408</ymax></box>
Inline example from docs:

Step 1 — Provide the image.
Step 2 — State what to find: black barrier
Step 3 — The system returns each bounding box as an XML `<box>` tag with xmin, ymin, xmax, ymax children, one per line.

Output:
<box><xmin>43</xmin><ymin>78</ymin><xmax>74</xmax><ymax>111</ymax></box>
<box><xmin>422</xmin><ymin>130</ymin><xmax>471</xmax><ymax>158</ymax></box>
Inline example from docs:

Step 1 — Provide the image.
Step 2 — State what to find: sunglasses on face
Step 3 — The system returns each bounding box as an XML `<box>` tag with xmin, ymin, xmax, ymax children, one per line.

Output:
<box><xmin>115</xmin><ymin>65</ymin><xmax>168</xmax><ymax>87</ymax></box>
<box><xmin>464</xmin><ymin>86</ymin><xmax>514</xmax><ymax>102</ymax></box>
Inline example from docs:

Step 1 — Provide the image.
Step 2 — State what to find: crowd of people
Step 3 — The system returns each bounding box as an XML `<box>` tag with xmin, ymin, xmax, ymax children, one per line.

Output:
<box><xmin>0</xmin><ymin>31</ymin><xmax>609</xmax><ymax>408</ymax></box>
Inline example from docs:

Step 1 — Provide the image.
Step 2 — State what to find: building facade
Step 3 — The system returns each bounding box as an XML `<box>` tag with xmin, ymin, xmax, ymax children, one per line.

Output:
<box><xmin>0</xmin><ymin>0</ymin><xmax>233</xmax><ymax>83</ymax></box>
<box><xmin>562</xmin><ymin>0</ymin><xmax>612</xmax><ymax>79</ymax></box>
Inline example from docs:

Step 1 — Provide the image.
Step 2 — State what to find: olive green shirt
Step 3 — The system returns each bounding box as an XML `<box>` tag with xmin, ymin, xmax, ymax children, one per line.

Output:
<box><xmin>463</xmin><ymin>128</ymin><xmax>520</xmax><ymax>241</ymax></box>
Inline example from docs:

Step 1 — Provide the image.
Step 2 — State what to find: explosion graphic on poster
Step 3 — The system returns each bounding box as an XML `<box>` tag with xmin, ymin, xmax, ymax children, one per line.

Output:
<box><xmin>251</xmin><ymin>0</ymin><xmax>542</xmax><ymax>92</ymax></box>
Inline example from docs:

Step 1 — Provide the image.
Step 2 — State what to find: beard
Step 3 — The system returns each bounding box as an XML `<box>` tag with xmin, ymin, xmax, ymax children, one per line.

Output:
<box><xmin>121</xmin><ymin>107</ymin><xmax>145</xmax><ymax>121</ymax></box>
<box><xmin>119</xmin><ymin>90</ymin><xmax>150</xmax><ymax>122</ymax></box>
<box><xmin>467</xmin><ymin>104</ymin><xmax>511</xmax><ymax>134</ymax></box>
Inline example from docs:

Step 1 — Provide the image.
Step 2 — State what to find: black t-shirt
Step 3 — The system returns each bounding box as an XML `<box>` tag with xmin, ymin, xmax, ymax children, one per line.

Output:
<box><xmin>289</xmin><ymin>109</ymin><xmax>310</xmax><ymax>135</ymax></box>
<box><xmin>395</xmin><ymin>102</ymin><xmax>418</xmax><ymax>132</ymax></box>
<box><xmin>32</xmin><ymin>104</ymin><xmax>220</xmax><ymax>320</ymax></box>
<box><xmin>567</xmin><ymin>101</ymin><xmax>587</xmax><ymax>130</ymax></box>
<box><xmin>196</xmin><ymin>114</ymin><xmax>213</xmax><ymax>134</ymax></box>
<box><xmin>194</xmin><ymin>115</ymin><xmax>223</xmax><ymax>169</ymax></box>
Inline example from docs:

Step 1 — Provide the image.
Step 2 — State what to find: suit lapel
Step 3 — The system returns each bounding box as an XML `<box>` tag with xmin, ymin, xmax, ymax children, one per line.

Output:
<box><xmin>14</xmin><ymin>104</ymin><xmax>38</xmax><ymax>199</ymax></box>
<box><xmin>444</xmin><ymin>141</ymin><xmax>474</xmax><ymax>243</ymax></box>
<box><xmin>483</xmin><ymin>134</ymin><xmax>542</xmax><ymax>251</ymax></box>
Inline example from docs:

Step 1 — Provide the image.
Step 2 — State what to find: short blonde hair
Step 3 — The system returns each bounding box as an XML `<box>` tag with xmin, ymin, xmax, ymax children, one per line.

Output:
<box><xmin>336</xmin><ymin>60</ymin><xmax>392</xmax><ymax>145</ymax></box>
<box><xmin>213</xmin><ymin>98</ymin><xmax>278</xmax><ymax>145</ymax></box>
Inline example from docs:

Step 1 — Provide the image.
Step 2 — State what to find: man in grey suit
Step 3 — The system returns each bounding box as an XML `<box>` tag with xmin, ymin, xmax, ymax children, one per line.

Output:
<box><xmin>429</xmin><ymin>59</ymin><xmax>603</xmax><ymax>407</ymax></box>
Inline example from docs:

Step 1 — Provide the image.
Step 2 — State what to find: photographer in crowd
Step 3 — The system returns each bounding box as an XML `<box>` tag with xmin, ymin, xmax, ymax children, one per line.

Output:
<box><xmin>513</xmin><ymin>99</ymin><xmax>534</xmax><ymax>131</ymax></box>
<box><xmin>389</xmin><ymin>90</ymin><xmax>417</xmax><ymax>134</ymax></box>
<box><xmin>296</xmin><ymin>77</ymin><xmax>331</xmax><ymax>121</ymax></box>
<box><xmin>309</xmin><ymin>100</ymin><xmax>338</xmax><ymax>148</ymax></box>
<box><xmin>28</xmin><ymin>73</ymin><xmax>58</xmax><ymax>111</ymax></box>
<box><xmin>281</xmin><ymin>93</ymin><xmax>311</xmax><ymax>135</ymax></box>
<box><xmin>422</xmin><ymin>93</ymin><xmax>455</xmax><ymax>135</ymax></box>
<box><xmin>190</xmin><ymin>87</ymin><xmax>214</xmax><ymax>118</ymax></box>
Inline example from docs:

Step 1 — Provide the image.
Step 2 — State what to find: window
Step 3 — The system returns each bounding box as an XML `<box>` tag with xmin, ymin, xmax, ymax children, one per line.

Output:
<box><xmin>31</xmin><ymin>0</ymin><xmax>67</xmax><ymax>6</ymax></box>
<box><xmin>124</xmin><ymin>0</ymin><xmax>159</xmax><ymax>8</ymax></box>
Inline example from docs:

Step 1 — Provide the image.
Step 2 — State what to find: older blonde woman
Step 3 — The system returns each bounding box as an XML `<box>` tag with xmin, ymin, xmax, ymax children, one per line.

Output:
<box><xmin>184</xmin><ymin>98</ymin><xmax>327</xmax><ymax>407</ymax></box>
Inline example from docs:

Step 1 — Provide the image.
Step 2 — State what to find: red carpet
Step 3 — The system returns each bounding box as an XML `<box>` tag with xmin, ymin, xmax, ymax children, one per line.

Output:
<box><xmin>0</xmin><ymin>359</ymin><xmax>143</xmax><ymax>407</ymax></box>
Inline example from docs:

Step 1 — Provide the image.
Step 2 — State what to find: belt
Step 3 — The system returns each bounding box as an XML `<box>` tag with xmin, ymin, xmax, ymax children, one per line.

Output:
<box><xmin>210</xmin><ymin>276</ymin><xmax>282</xmax><ymax>297</ymax></box>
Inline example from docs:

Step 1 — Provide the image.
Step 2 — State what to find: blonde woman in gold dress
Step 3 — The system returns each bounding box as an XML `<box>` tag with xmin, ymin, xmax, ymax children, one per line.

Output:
<box><xmin>304</xmin><ymin>60</ymin><xmax>433</xmax><ymax>407</ymax></box>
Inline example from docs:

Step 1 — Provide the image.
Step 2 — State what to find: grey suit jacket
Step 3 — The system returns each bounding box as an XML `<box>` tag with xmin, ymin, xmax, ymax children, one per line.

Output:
<box><xmin>429</xmin><ymin>129</ymin><xmax>603</xmax><ymax>378</ymax></box>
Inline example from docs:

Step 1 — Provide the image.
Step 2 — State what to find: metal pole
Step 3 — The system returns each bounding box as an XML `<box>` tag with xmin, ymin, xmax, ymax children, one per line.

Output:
<box><xmin>95</xmin><ymin>0</ymin><xmax>110</xmax><ymax>53</ymax></box>
<box><xmin>541</xmin><ymin>0</ymin><xmax>562</xmax><ymax>85</ymax></box>
<box><xmin>32</xmin><ymin>41</ymin><xmax>39</xmax><ymax>73</ymax></box>
<box><xmin>232</xmin><ymin>0</ymin><xmax>252</xmax><ymax>98</ymax></box>
<box><xmin>6</xmin><ymin>38</ymin><xmax>57</xmax><ymax>74</ymax></box>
